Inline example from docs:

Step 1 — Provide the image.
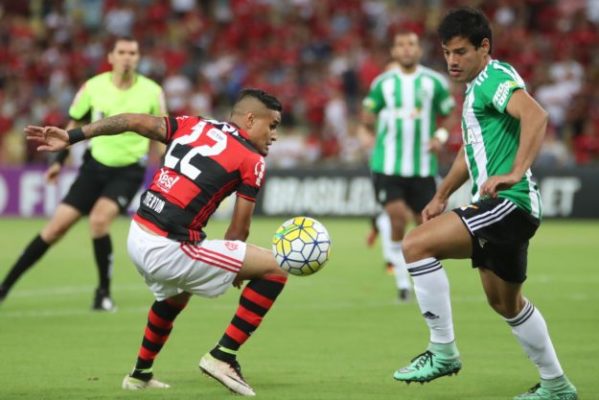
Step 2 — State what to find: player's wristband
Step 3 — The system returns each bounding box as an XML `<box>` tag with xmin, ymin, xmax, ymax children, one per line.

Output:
<box><xmin>67</xmin><ymin>127</ymin><xmax>86</xmax><ymax>145</ymax></box>
<box><xmin>434</xmin><ymin>127</ymin><xmax>449</xmax><ymax>145</ymax></box>
<box><xmin>48</xmin><ymin>149</ymin><xmax>69</xmax><ymax>166</ymax></box>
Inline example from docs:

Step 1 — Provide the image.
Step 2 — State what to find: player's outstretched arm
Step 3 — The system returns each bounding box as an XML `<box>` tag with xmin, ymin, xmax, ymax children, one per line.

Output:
<box><xmin>26</xmin><ymin>113</ymin><xmax>168</xmax><ymax>153</ymax></box>
<box><xmin>78</xmin><ymin>113</ymin><xmax>168</xmax><ymax>143</ymax></box>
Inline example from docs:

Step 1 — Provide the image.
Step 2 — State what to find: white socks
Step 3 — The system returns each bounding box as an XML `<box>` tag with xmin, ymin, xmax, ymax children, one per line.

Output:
<box><xmin>407</xmin><ymin>257</ymin><xmax>454</xmax><ymax>343</ymax></box>
<box><xmin>389</xmin><ymin>241</ymin><xmax>411</xmax><ymax>290</ymax></box>
<box><xmin>377</xmin><ymin>212</ymin><xmax>411</xmax><ymax>290</ymax></box>
<box><xmin>375</xmin><ymin>212</ymin><xmax>393</xmax><ymax>264</ymax></box>
<box><xmin>505</xmin><ymin>299</ymin><xmax>564</xmax><ymax>379</ymax></box>
<box><xmin>407</xmin><ymin>257</ymin><xmax>565</xmax><ymax>379</ymax></box>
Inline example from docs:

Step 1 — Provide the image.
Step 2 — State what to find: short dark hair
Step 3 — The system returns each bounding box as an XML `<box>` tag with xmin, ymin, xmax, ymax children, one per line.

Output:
<box><xmin>110</xmin><ymin>36</ymin><xmax>138</xmax><ymax>51</ymax></box>
<box><xmin>438</xmin><ymin>7</ymin><xmax>492</xmax><ymax>54</ymax></box>
<box><xmin>235</xmin><ymin>88</ymin><xmax>282</xmax><ymax>112</ymax></box>
<box><xmin>390</xmin><ymin>30</ymin><xmax>420</xmax><ymax>47</ymax></box>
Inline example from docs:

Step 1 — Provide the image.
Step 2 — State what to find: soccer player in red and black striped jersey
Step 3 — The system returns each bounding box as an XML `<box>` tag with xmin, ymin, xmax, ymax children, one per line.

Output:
<box><xmin>26</xmin><ymin>89</ymin><xmax>286</xmax><ymax>396</ymax></box>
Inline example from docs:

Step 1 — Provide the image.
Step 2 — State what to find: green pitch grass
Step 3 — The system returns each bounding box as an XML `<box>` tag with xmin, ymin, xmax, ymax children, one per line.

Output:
<box><xmin>0</xmin><ymin>217</ymin><xmax>597</xmax><ymax>400</ymax></box>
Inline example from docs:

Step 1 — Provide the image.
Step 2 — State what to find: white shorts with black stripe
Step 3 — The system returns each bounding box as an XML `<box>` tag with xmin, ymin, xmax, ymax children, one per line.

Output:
<box><xmin>127</xmin><ymin>221</ymin><xmax>247</xmax><ymax>301</ymax></box>
<box><xmin>453</xmin><ymin>197</ymin><xmax>539</xmax><ymax>283</ymax></box>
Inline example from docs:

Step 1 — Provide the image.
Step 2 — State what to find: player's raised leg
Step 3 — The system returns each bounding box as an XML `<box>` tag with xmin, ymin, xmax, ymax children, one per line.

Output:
<box><xmin>393</xmin><ymin>211</ymin><xmax>470</xmax><ymax>383</ymax></box>
<box><xmin>0</xmin><ymin>204</ymin><xmax>81</xmax><ymax>303</ymax></box>
<box><xmin>122</xmin><ymin>292</ymin><xmax>190</xmax><ymax>390</ymax></box>
<box><xmin>200</xmin><ymin>244</ymin><xmax>287</xmax><ymax>397</ymax></box>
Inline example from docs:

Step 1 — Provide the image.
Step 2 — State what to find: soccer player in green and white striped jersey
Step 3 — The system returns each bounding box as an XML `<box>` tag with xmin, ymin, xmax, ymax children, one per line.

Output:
<box><xmin>361</xmin><ymin>31</ymin><xmax>456</xmax><ymax>302</ymax></box>
<box><xmin>391</xmin><ymin>8</ymin><xmax>577</xmax><ymax>400</ymax></box>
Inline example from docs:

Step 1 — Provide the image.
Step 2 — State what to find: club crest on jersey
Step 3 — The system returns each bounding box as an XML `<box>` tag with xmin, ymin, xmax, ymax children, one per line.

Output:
<box><xmin>416</xmin><ymin>87</ymin><xmax>432</xmax><ymax>102</ymax></box>
<box><xmin>157</xmin><ymin>168</ymin><xmax>180</xmax><ymax>192</ymax></box>
<box><xmin>254</xmin><ymin>159</ymin><xmax>265</xmax><ymax>186</ymax></box>
<box><xmin>225</xmin><ymin>241</ymin><xmax>239</xmax><ymax>251</ymax></box>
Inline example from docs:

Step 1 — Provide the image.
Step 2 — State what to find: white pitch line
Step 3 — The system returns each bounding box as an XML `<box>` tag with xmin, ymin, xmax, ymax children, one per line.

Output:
<box><xmin>1</xmin><ymin>293</ymin><xmax>593</xmax><ymax>319</ymax></box>
<box><xmin>7</xmin><ymin>284</ymin><xmax>146</xmax><ymax>298</ymax></box>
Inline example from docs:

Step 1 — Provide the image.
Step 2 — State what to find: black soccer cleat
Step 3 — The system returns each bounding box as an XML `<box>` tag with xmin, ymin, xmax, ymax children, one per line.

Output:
<box><xmin>92</xmin><ymin>288</ymin><xmax>117</xmax><ymax>312</ymax></box>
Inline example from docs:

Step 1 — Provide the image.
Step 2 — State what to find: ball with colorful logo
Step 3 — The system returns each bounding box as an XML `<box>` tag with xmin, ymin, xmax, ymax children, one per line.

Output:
<box><xmin>271</xmin><ymin>216</ymin><xmax>331</xmax><ymax>276</ymax></box>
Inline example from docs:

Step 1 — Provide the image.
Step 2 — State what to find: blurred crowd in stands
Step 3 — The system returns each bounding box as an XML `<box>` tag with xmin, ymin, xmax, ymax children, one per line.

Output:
<box><xmin>0</xmin><ymin>0</ymin><xmax>597</xmax><ymax>168</ymax></box>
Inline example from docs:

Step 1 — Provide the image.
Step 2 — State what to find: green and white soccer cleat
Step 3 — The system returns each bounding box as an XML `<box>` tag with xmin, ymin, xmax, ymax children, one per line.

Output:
<box><xmin>393</xmin><ymin>350</ymin><xmax>462</xmax><ymax>384</ymax></box>
<box><xmin>513</xmin><ymin>377</ymin><xmax>578</xmax><ymax>400</ymax></box>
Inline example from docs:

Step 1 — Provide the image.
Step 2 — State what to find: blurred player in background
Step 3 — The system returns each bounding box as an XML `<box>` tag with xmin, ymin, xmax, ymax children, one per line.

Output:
<box><xmin>27</xmin><ymin>88</ymin><xmax>287</xmax><ymax>396</ymax></box>
<box><xmin>0</xmin><ymin>36</ymin><xmax>166</xmax><ymax>311</ymax></box>
<box><xmin>365</xmin><ymin>211</ymin><xmax>394</xmax><ymax>274</ymax></box>
<box><xmin>361</xmin><ymin>31</ymin><xmax>456</xmax><ymax>302</ymax></box>
<box><xmin>392</xmin><ymin>8</ymin><xmax>577</xmax><ymax>400</ymax></box>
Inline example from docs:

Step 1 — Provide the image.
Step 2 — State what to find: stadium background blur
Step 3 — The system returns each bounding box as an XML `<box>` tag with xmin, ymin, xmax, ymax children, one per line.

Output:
<box><xmin>0</xmin><ymin>2</ymin><xmax>598</xmax><ymax>399</ymax></box>
<box><xmin>0</xmin><ymin>0</ymin><xmax>598</xmax><ymax>170</ymax></box>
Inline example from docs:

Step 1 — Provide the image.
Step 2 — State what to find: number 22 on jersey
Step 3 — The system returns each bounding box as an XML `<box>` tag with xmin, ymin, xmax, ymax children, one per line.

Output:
<box><xmin>164</xmin><ymin>120</ymin><xmax>228</xmax><ymax>180</ymax></box>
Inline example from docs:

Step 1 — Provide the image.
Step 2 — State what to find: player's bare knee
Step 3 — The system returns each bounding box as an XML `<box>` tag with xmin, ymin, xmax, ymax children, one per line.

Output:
<box><xmin>166</xmin><ymin>292</ymin><xmax>191</xmax><ymax>307</ymax></box>
<box><xmin>264</xmin><ymin>266</ymin><xmax>287</xmax><ymax>279</ymax></box>
<box><xmin>487</xmin><ymin>298</ymin><xmax>520</xmax><ymax>318</ymax></box>
<box><xmin>89</xmin><ymin>214</ymin><xmax>111</xmax><ymax>236</ymax></box>
<box><xmin>41</xmin><ymin>224</ymin><xmax>69</xmax><ymax>244</ymax></box>
<box><xmin>402</xmin><ymin>231</ymin><xmax>431</xmax><ymax>263</ymax></box>
<box><xmin>263</xmin><ymin>256</ymin><xmax>287</xmax><ymax>278</ymax></box>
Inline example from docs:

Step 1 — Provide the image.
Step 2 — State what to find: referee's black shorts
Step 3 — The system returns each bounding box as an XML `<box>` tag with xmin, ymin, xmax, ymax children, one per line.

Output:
<box><xmin>62</xmin><ymin>152</ymin><xmax>145</xmax><ymax>214</ymax></box>
<box><xmin>453</xmin><ymin>197</ymin><xmax>540</xmax><ymax>284</ymax></box>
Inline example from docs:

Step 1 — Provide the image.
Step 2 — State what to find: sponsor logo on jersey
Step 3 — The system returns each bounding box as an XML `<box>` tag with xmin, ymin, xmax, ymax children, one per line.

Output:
<box><xmin>409</xmin><ymin>107</ymin><xmax>422</xmax><ymax>119</ymax></box>
<box><xmin>492</xmin><ymin>81</ymin><xmax>517</xmax><ymax>109</ymax></box>
<box><xmin>254</xmin><ymin>159</ymin><xmax>266</xmax><ymax>187</ymax></box>
<box><xmin>157</xmin><ymin>168</ymin><xmax>180</xmax><ymax>192</ymax></box>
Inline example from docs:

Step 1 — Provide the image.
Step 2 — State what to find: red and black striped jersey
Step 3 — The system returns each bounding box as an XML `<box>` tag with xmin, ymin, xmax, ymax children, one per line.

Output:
<box><xmin>133</xmin><ymin>115</ymin><xmax>266</xmax><ymax>242</ymax></box>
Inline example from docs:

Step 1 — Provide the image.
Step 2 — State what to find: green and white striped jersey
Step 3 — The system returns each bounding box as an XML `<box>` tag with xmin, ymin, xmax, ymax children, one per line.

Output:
<box><xmin>461</xmin><ymin>59</ymin><xmax>542</xmax><ymax>218</ymax></box>
<box><xmin>363</xmin><ymin>65</ymin><xmax>454</xmax><ymax>177</ymax></box>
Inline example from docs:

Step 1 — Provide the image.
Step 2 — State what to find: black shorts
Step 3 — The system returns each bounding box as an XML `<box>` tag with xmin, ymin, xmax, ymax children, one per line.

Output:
<box><xmin>372</xmin><ymin>173</ymin><xmax>436</xmax><ymax>213</ymax></box>
<box><xmin>453</xmin><ymin>197</ymin><xmax>540</xmax><ymax>283</ymax></box>
<box><xmin>62</xmin><ymin>151</ymin><xmax>145</xmax><ymax>215</ymax></box>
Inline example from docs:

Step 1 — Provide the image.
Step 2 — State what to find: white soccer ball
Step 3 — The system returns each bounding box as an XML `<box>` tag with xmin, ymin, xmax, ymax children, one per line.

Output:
<box><xmin>271</xmin><ymin>216</ymin><xmax>331</xmax><ymax>276</ymax></box>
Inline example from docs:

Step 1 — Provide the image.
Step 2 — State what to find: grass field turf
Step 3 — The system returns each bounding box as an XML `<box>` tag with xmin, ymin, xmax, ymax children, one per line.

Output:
<box><xmin>0</xmin><ymin>217</ymin><xmax>597</xmax><ymax>400</ymax></box>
